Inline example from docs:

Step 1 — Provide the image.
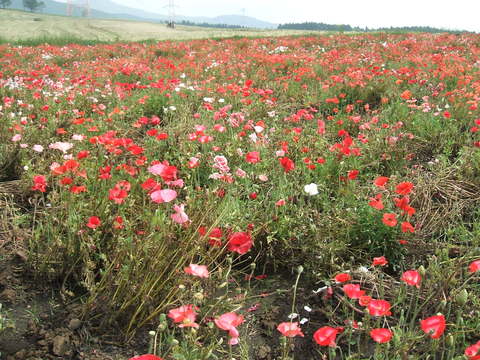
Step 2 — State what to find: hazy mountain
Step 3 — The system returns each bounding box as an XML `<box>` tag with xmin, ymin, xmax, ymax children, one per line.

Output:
<box><xmin>7</xmin><ymin>0</ymin><xmax>144</xmax><ymax>19</ymax></box>
<box><xmin>5</xmin><ymin>0</ymin><xmax>277</xmax><ymax>28</ymax></box>
<box><xmin>211</xmin><ymin>15</ymin><xmax>276</xmax><ymax>29</ymax></box>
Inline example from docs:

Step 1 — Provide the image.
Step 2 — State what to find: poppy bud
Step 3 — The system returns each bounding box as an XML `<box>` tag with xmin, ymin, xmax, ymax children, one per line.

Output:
<box><xmin>418</xmin><ymin>265</ymin><xmax>426</xmax><ymax>277</ymax></box>
<box><xmin>297</xmin><ymin>265</ymin><xmax>304</xmax><ymax>274</ymax></box>
<box><xmin>456</xmin><ymin>289</ymin><xmax>468</xmax><ymax>306</ymax></box>
<box><xmin>446</xmin><ymin>334</ymin><xmax>455</xmax><ymax>347</ymax></box>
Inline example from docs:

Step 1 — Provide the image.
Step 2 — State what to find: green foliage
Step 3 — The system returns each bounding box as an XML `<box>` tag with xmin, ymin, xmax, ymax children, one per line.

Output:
<box><xmin>22</xmin><ymin>0</ymin><xmax>43</xmax><ymax>12</ymax></box>
<box><xmin>0</xmin><ymin>0</ymin><xmax>12</xmax><ymax>9</ymax></box>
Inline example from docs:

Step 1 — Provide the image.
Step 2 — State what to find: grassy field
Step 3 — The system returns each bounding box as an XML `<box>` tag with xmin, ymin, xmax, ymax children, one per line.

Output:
<box><xmin>0</xmin><ymin>9</ymin><xmax>313</xmax><ymax>42</ymax></box>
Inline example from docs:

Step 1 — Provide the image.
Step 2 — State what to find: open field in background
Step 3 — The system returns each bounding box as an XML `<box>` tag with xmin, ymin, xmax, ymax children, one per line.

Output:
<box><xmin>0</xmin><ymin>9</ymin><xmax>315</xmax><ymax>42</ymax></box>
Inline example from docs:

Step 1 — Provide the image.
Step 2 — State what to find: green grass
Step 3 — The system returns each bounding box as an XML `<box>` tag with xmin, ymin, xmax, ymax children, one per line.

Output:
<box><xmin>0</xmin><ymin>8</ymin><xmax>317</xmax><ymax>44</ymax></box>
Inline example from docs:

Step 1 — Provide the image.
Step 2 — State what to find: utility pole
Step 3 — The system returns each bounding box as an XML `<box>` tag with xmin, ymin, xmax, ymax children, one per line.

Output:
<box><xmin>66</xmin><ymin>0</ymin><xmax>73</xmax><ymax>16</ymax></box>
<box><xmin>167</xmin><ymin>0</ymin><xmax>175</xmax><ymax>28</ymax></box>
<box><xmin>82</xmin><ymin>0</ymin><xmax>90</xmax><ymax>17</ymax></box>
<box><xmin>241</xmin><ymin>8</ymin><xmax>246</xmax><ymax>27</ymax></box>
<box><xmin>66</xmin><ymin>0</ymin><xmax>90</xmax><ymax>17</ymax></box>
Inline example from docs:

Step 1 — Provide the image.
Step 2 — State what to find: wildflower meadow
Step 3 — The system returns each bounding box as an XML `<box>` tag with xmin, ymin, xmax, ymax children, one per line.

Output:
<box><xmin>1</xmin><ymin>33</ymin><xmax>480</xmax><ymax>359</ymax></box>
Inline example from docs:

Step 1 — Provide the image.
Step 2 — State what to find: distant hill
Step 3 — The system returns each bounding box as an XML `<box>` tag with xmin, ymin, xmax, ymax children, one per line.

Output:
<box><xmin>5</xmin><ymin>0</ymin><xmax>277</xmax><ymax>28</ymax></box>
<box><xmin>212</xmin><ymin>15</ymin><xmax>276</xmax><ymax>29</ymax></box>
<box><xmin>278</xmin><ymin>22</ymin><xmax>474</xmax><ymax>34</ymax></box>
<box><xmin>8</xmin><ymin>0</ymin><xmax>142</xmax><ymax>19</ymax></box>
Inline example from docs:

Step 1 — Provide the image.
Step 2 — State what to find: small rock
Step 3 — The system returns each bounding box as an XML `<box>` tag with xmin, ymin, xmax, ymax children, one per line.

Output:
<box><xmin>0</xmin><ymin>288</ymin><xmax>16</xmax><ymax>303</ymax></box>
<box><xmin>15</xmin><ymin>250</ymin><xmax>28</xmax><ymax>262</ymax></box>
<box><xmin>68</xmin><ymin>318</ymin><xmax>82</xmax><ymax>330</ymax></box>
<box><xmin>14</xmin><ymin>350</ymin><xmax>26</xmax><ymax>359</ymax></box>
<box><xmin>37</xmin><ymin>339</ymin><xmax>48</xmax><ymax>347</ymax></box>
<box><xmin>52</xmin><ymin>335</ymin><xmax>69</xmax><ymax>356</ymax></box>
<box><xmin>257</xmin><ymin>345</ymin><xmax>271</xmax><ymax>359</ymax></box>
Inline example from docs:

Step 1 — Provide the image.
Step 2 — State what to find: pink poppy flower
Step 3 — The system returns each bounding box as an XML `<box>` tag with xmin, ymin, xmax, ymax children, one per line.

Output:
<box><xmin>151</xmin><ymin>189</ymin><xmax>177</xmax><ymax>203</ymax></box>
<box><xmin>214</xmin><ymin>312</ymin><xmax>244</xmax><ymax>345</ymax></box>
<box><xmin>277</xmin><ymin>322</ymin><xmax>304</xmax><ymax>337</ymax></box>
<box><xmin>171</xmin><ymin>204</ymin><xmax>189</xmax><ymax>224</ymax></box>
<box><xmin>184</xmin><ymin>264</ymin><xmax>209</xmax><ymax>278</ymax></box>
<box><xmin>168</xmin><ymin>304</ymin><xmax>199</xmax><ymax>328</ymax></box>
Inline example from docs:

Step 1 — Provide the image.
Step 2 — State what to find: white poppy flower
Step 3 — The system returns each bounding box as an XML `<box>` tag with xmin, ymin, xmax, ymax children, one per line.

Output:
<box><xmin>304</xmin><ymin>183</ymin><xmax>319</xmax><ymax>196</ymax></box>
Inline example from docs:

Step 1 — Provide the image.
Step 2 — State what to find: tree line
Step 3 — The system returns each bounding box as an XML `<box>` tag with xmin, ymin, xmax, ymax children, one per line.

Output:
<box><xmin>175</xmin><ymin>20</ymin><xmax>246</xmax><ymax>29</ymax></box>
<box><xmin>1</xmin><ymin>0</ymin><xmax>45</xmax><ymax>12</ymax></box>
<box><xmin>278</xmin><ymin>22</ymin><xmax>470</xmax><ymax>34</ymax></box>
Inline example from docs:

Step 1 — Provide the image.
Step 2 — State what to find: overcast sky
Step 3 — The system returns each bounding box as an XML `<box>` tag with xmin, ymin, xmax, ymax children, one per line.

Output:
<box><xmin>106</xmin><ymin>0</ymin><xmax>479</xmax><ymax>31</ymax></box>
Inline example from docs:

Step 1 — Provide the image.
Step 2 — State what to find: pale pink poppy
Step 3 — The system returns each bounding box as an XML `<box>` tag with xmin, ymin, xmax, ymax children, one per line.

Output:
<box><xmin>184</xmin><ymin>264</ymin><xmax>209</xmax><ymax>278</ymax></box>
<box><xmin>32</xmin><ymin>144</ymin><xmax>44</xmax><ymax>152</ymax></box>
<box><xmin>148</xmin><ymin>163</ymin><xmax>167</xmax><ymax>176</ymax></box>
<box><xmin>166</xmin><ymin>179</ymin><xmax>184</xmax><ymax>188</ymax></box>
<box><xmin>235</xmin><ymin>168</ymin><xmax>247</xmax><ymax>178</ymax></box>
<box><xmin>49</xmin><ymin>142</ymin><xmax>73</xmax><ymax>153</ymax></box>
<box><xmin>171</xmin><ymin>204</ymin><xmax>189</xmax><ymax>224</ymax></box>
<box><xmin>151</xmin><ymin>189</ymin><xmax>177</xmax><ymax>203</ymax></box>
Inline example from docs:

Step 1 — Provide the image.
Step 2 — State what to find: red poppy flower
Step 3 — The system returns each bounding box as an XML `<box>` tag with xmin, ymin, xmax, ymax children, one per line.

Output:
<box><xmin>334</xmin><ymin>273</ymin><xmax>351</xmax><ymax>283</ymax></box>
<box><xmin>374</xmin><ymin>176</ymin><xmax>389</xmax><ymax>187</ymax></box>
<box><xmin>279</xmin><ymin>157</ymin><xmax>295</xmax><ymax>173</ymax></box>
<box><xmin>313</xmin><ymin>326</ymin><xmax>338</xmax><ymax>347</ymax></box>
<box><xmin>469</xmin><ymin>260</ymin><xmax>480</xmax><ymax>273</ymax></box>
<box><xmin>372</xmin><ymin>256</ymin><xmax>388</xmax><ymax>267</ymax></box>
<box><xmin>368</xmin><ymin>299</ymin><xmax>392</xmax><ymax>316</ymax></box>
<box><xmin>465</xmin><ymin>340</ymin><xmax>480</xmax><ymax>360</ymax></box>
<box><xmin>70</xmin><ymin>185</ymin><xmax>86</xmax><ymax>194</ymax></box>
<box><xmin>277</xmin><ymin>322</ymin><xmax>304</xmax><ymax>337</ymax></box>
<box><xmin>395</xmin><ymin>182</ymin><xmax>414</xmax><ymax>195</ymax></box>
<box><xmin>86</xmin><ymin>216</ymin><xmax>101</xmax><ymax>229</ymax></box>
<box><xmin>343</xmin><ymin>284</ymin><xmax>365</xmax><ymax>299</ymax></box>
<box><xmin>245</xmin><ymin>151</ymin><xmax>261</xmax><ymax>164</ymax></box>
<box><xmin>420</xmin><ymin>314</ymin><xmax>446</xmax><ymax>339</ymax></box>
<box><xmin>32</xmin><ymin>175</ymin><xmax>47</xmax><ymax>192</ymax></box>
<box><xmin>129</xmin><ymin>356</ymin><xmax>163</xmax><ymax>360</ymax></box>
<box><xmin>382</xmin><ymin>213</ymin><xmax>397</xmax><ymax>227</ymax></box>
<box><xmin>369</xmin><ymin>194</ymin><xmax>384</xmax><ymax>210</ymax></box>
<box><xmin>401</xmin><ymin>270</ymin><xmax>421</xmax><ymax>288</ymax></box>
<box><xmin>370</xmin><ymin>328</ymin><xmax>393</xmax><ymax>343</ymax></box>
<box><xmin>348</xmin><ymin>169</ymin><xmax>359</xmax><ymax>180</ymax></box>
<box><xmin>208</xmin><ymin>227</ymin><xmax>223</xmax><ymax>247</ymax></box>
<box><xmin>401</xmin><ymin>221</ymin><xmax>415</xmax><ymax>233</ymax></box>
<box><xmin>359</xmin><ymin>295</ymin><xmax>372</xmax><ymax>306</ymax></box>
<box><xmin>227</xmin><ymin>232</ymin><xmax>253</xmax><ymax>254</ymax></box>
<box><xmin>400</xmin><ymin>90</ymin><xmax>412</xmax><ymax>100</ymax></box>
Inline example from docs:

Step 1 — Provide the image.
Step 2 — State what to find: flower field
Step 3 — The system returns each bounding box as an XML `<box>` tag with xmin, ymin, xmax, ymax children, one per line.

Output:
<box><xmin>1</xmin><ymin>33</ymin><xmax>480</xmax><ymax>359</ymax></box>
